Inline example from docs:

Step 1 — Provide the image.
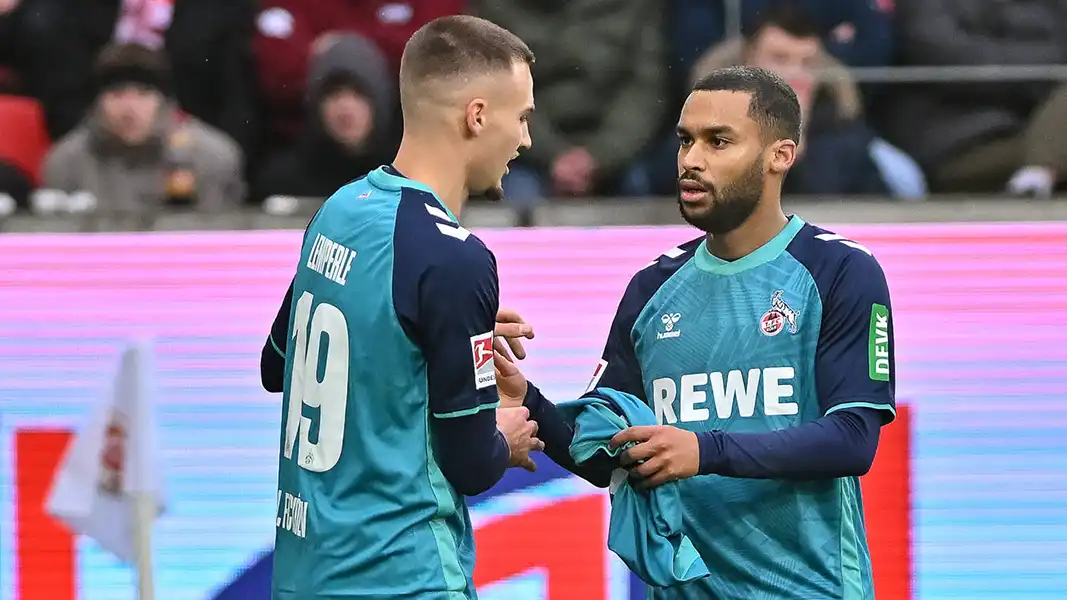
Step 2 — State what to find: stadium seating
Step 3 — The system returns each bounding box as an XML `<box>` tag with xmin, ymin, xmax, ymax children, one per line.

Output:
<box><xmin>0</xmin><ymin>95</ymin><xmax>50</xmax><ymax>185</ymax></box>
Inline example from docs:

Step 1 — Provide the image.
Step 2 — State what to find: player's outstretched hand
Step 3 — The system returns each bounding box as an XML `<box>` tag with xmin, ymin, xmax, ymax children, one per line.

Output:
<box><xmin>494</xmin><ymin>345</ymin><xmax>528</xmax><ymax>408</ymax></box>
<box><xmin>494</xmin><ymin>307</ymin><xmax>535</xmax><ymax>360</ymax></box>
<box><xmin>611</xmin><ymin>426</ymin><xmax>700</xmax><ymax>490</ymax></box>
<box><xmin>497</xmin><ymin>406</ymin><xmax>544</xmax><ymax>472</ymax></box>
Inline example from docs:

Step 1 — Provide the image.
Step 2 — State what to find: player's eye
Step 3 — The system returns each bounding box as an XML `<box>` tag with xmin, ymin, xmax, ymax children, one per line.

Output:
<box><xmin>678</xmin><ymin>135</ymin><xmax>693</xmax><ymax>147</ymax></box>
<box><xmin>710</xmin><ymin>137</ymin><xmax>729</xmax><ymax>149</ymax></box>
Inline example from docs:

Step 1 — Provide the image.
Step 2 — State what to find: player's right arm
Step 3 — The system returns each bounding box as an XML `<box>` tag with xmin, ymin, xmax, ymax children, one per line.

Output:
<box><xmin>260</xmin><ymin>209</ymin><xmax>324</xmax><ymax>393</ymax></box>
<box><xmin>260</xmin><ymin>278</ymin><xmax>293</xmax><ymax>393</ymax></box>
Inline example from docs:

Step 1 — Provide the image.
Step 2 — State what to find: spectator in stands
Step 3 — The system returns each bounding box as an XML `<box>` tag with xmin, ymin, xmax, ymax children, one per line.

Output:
<box><xmin>668</xmin><ymin>0</ymin><xmax>894</xmax><ymax>104</ymax></box>
<box><xmin>471</xmin><ymin>0</ymin><xmax>666</xmax><ymax>205</ymax></box>
<box><xmin>253</xmin><ymin>0</ymin><xmax>463</xmax><ymax>149</ymax></box>
<box><xmin>885</xmin><ymin>0</ymin><xmax>1067</xmax><ymax>197</ymax></box>
<box><xmin>742</xmin><ymin>0</ymin><xmax>895</xmax><ymax>68</ymax></box>
<box><xmin>10</xmin><ymin>0</ymin><xmax>257</xmax><ymax>158</ymax></box>
<box><xmin>255</xmin><ymin>34</ymin><xmax>396</xmax><ymax>203</ymax></box>
<box><xmin>670</xmin><ymin>4</ymin><xmax>925</xmax><ymax>198</ymax></box>
<box><xmin>41</xmin><ymin>44</ymin><xmax>244</xmax><ymax>227</ymax></box>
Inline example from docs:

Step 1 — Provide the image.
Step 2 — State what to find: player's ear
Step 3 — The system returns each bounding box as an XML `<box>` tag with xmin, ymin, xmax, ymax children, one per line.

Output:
<box><xmin>767</xmin><ymin>139</ymin><xmax>797</xmax><ymax>174</ymax></box>
<box><xmin>465</xmin><ymin>98</ymin><xmax>488</xmax><ymax>137</ymax></box>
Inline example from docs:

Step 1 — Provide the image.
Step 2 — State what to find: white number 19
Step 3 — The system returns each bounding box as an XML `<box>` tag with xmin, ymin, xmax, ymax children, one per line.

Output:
<box><xmin>283</xmin><ymin>291</ymin><xmax>349</xmax><ymax>473</ymax></box>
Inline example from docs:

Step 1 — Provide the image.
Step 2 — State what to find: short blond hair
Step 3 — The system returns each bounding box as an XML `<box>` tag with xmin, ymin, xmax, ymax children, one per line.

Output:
<box><xmin>399</xmin><ymin>15</ymin><xmax>533</xmax><ymax>102</ymax></box>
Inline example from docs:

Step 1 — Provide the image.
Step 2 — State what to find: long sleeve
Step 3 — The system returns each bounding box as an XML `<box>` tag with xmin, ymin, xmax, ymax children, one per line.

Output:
<box><xmin>260</xmin><ymin>278</ymin><xmax>294</xmax><ymax>393</ymax></box>
<box><xmin>701</xmin><ymin>226</ymin><xmax>900</xmax><ymax>479</ymax></box>
<box><xmin>431</xmin><ymin>409</ymin><xmax>511</xmax><ymax>497</ymax></box>
<box><xmin>523</xmin><ymin>383</ymin><xmax>614</xmax><ymax>488</ymax></box>
<box><xmin>390</xmin><ymin>193</ymin><xmax>512</xmax><ymax>495</ymax></box>
<box><xmin>697</xmin><ymin>408</ymin><xmax>881</xmax><ymax>479</ymax></box>
<box><xmin>261</xmin><ymin>212</ymin><xmax>321</xmax><ymax>393</ymax></box>
<box><xmin>416</xmin><ymin>233</ymin><xmax>511</xmax><ymax>495</ymax></box>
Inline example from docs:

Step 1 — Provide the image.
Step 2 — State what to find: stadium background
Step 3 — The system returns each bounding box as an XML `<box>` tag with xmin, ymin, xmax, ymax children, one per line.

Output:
<box><xmin>3</xmin><ymin>0</ymin><xmax>1067</xmax><ymax>597</ymax></box>
<box><xmin>2</xmin><ymin>213</ymin><xmax>1066</xmax><ymax>600</ymax></box>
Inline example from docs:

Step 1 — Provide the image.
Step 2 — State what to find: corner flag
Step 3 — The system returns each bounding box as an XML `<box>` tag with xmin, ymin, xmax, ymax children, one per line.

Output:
<box><xmin>45</xmin><ymin>340</ymin><xmax>166</xmax><ymax>565</ymax></box>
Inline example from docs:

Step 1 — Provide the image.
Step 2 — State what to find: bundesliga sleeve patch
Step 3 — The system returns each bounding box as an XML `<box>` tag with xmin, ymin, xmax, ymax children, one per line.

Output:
<box><xmin>584</xmin><ymin>359</ymin><xmax>608</xmax><ymax>393</ymax></box>
<box><xmin>470</xmin><ymin>331</ymin><xmax>497</xmax><ymax>389</ymax></box>
<box><xmin>868</xmin><ymin>304</ymin><xmax>891</xmax><ymax>381</ymax></box>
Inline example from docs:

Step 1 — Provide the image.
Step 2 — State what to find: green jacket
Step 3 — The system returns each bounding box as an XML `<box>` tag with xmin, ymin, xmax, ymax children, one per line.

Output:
<box><xmin>472</xmin><ymin>0</ymin><xmax>667</xmax><ymax>175</ymax></box>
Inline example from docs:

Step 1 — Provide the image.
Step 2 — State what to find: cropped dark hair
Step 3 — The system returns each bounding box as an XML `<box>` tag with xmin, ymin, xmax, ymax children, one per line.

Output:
<box><xmin>692</xmin><ymin>65</ymin><xmax>802</xmax><ymax>143</ymax></box>
<box><xmin>400</xmin><ymin>15</ymin><xmax>534</xmax><ymax>89</ymax></box>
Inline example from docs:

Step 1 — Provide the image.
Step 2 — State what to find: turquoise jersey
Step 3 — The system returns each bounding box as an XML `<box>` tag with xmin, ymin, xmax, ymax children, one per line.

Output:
<box><xmin>588</xmin><ymin>216</ymin><xmax>895</xmax><ymax>600</ymax></box>
<box><xmin>271</xmin><ymin>167</ymin><xmax>502</xmax><ymax>600</ymax></box>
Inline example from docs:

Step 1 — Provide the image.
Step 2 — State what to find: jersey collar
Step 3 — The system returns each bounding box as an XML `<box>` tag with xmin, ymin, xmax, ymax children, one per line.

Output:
<box><xmin>694</xmin><ymin>215</ymin><xmax>805</xmax><ymax>275</ymax></box>
<box><xmin>367</xmin><ymin>165</ymin><xmax>459</xmax><ymax>222</ymax></box>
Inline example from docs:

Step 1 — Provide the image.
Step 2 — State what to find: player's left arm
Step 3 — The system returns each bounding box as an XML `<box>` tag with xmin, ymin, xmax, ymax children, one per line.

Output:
<box><xmin>260</xmin><ymin>278</ymin><xmax>294</xmax><ymax>393</ymax></box>
<box><xmin>694</xmin><ymin>251</ymin><xmax>894</xmax><ymax>480</ymax></box>
<box><xmin>418</xmin><ymin>246</ymin><xmax>521</xmax><ymax>496</ymax></box>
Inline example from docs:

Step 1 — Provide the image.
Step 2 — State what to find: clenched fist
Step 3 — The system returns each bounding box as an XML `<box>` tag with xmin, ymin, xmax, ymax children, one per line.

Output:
<box><xmin>496</xmin><ymin>406</ymin><xmax>544</xmax><ymax>472</ymax></box>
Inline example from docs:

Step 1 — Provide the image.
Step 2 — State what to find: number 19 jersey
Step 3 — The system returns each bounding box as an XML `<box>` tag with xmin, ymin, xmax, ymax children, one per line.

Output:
<box><xmin>272</xmin><ymin>166</ymin><xmax>503</xmax><ymax>600</ymax></box>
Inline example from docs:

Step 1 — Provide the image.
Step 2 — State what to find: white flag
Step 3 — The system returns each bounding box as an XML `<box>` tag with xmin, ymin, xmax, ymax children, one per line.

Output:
<box><xmin>45</xmin><ymin>340</ymin><xmax>166</xmax><ymax>564</ymax></box>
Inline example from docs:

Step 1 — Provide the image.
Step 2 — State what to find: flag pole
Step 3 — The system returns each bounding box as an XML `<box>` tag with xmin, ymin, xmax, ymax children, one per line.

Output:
<box><xmin>133</xmin><ymin>491</ymin><xmax>156</xmax><ymax>600</ymax></box>
<box><xmin>130</xmin><ymin>339</ymin><xmax>157</xmax><ymax>600</ymax></box>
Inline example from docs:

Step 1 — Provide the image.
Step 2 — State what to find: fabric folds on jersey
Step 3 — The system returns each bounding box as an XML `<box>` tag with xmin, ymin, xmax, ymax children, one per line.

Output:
<box><xmin>556</xmin><ymin>387</ymin><xmax>711</xmax><ymax>588</ymax></box>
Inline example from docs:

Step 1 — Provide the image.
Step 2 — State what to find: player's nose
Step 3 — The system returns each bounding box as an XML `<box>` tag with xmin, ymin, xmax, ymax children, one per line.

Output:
<box><xmin>679</xmin><ymin>145</ymin><xmax>704</xmax><ymax>173</ymax></box>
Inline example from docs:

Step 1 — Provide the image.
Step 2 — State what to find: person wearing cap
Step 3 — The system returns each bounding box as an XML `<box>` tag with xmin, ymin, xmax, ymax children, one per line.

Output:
<box><xmin>41</xmin><ymin>43</ymin><xmax>244</xmax><ymax>227</ymax></box>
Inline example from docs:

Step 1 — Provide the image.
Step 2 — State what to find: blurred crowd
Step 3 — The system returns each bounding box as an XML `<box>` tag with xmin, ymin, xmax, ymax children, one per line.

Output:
<box><xmin>1</xmin><ymin>0</ymin><xmax>1066</xmax><ymax>225</ymax></box>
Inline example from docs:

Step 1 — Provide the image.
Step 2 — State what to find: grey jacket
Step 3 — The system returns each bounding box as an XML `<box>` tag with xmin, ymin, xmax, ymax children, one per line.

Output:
<box><xmin>472</xmin><ymin>0</ymin><xmax>667</xmax><ymax>175</ymax></box>
<box><xmin>43</xmin><ymin>102</ymin><xmax>244</xmax><ymax>226</ymax></box>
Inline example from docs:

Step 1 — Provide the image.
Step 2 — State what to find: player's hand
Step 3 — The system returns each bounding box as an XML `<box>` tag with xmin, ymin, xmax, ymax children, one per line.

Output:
<box><xmin>497</xmin><ymin>406</ymin><xmax>544</xmax><ymax>472</ymax></box>
<box><xmin>494</xmin><ymin>307</ymin><xmax>533</xmax><ymax>408</ymax></box>
<box><xmin>494</xmin><ymin>307</ymin><xmax>535</xmax><ymax>360</ymax></box>
<box><xmin>494</xmin><ymin>345</ymin><xmax>527</xmax><ymax>408</ymax></box>
<box><xmin>611</xmin><ymin>426</ymin><xmax>700</xmax><ymax>490</ymax></box>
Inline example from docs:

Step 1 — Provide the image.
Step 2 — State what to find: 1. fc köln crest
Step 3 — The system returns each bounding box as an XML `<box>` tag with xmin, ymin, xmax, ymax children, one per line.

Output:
<box><xmin>760</xmin><ymin>290</ymin><xmax>800</xmax><ymax>337</ymax></box>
